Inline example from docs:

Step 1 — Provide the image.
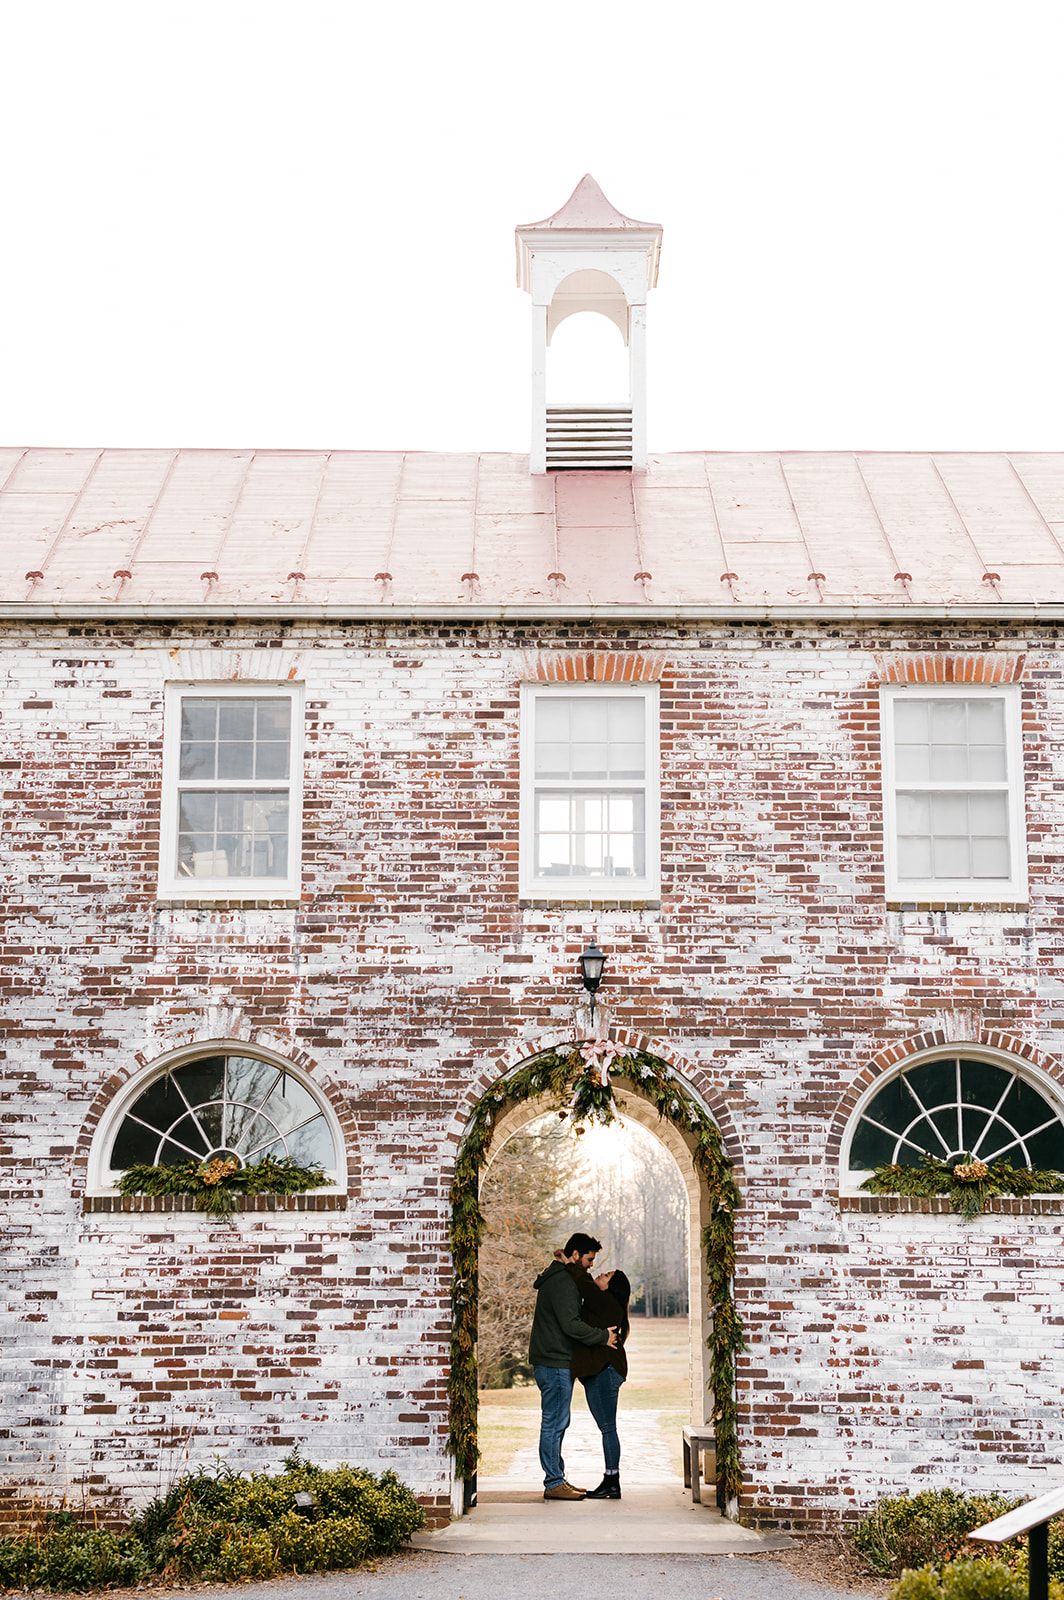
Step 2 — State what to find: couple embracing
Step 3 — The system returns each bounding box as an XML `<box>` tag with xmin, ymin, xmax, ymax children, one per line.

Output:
<box><xmin>528</xmin><ymin>1231</ymin><xmax>631</xmax><ymax>1503</ymax></box>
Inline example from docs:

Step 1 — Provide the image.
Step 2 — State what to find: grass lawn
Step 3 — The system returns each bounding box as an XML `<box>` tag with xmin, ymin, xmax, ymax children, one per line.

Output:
<box><xmin>478</xmin><ymin>1315</ymin><xmax>693</xmax><ymax>1477</ymax></box>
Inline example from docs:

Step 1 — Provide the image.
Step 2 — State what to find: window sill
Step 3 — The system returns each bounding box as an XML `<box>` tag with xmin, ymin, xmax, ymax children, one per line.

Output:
<box><xmin>520</xmin><ymin>898</ymin><xmax>661</xmax><ymax>910</ymax></box>
<box><xmin>886</xmin><ymin>900</ymin><xmax>1029</xmax><ymax>912</ymax></box>
<box><xmin>839</xmin><ymin>1194</ymin><xmax>1064</xmax><ymax>1215</ymax></box>
<box><xmin>155</xmin><ymin>898</ymin><xmax>302</xmax><ymax>911</ymax></box>
<box><xmin>83</xmin><ymin>1193</ymin><xmax>347</xmax><ymax>1214</ymax></box>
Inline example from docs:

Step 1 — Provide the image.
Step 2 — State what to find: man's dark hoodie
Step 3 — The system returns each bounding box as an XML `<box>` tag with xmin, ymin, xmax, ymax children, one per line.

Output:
<box><xmin>528</xmin><ymin>1260</ymin><xmax>610</xmax><ymax>1369</ymax></box>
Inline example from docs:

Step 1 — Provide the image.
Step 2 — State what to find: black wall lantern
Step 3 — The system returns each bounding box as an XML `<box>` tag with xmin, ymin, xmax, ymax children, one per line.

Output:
<box><xmin>578</xmin><ymin>940</ymin><xmax>607</xmax><ymax>1023</ymax></box>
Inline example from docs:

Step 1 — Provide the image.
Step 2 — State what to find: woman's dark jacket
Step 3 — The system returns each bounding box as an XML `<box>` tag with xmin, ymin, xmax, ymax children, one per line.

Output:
<box><xmin>567</xmin><ymin>1265</ymin><xmax>628</xmax><ymax>1381</ymax></box>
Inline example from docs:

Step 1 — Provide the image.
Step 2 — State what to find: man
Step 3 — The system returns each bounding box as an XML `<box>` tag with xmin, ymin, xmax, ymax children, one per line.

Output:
<box><xmin>528</xmin><ymin>1231</ymin><xmax>618</xmax><ymax>1501</ymax></box>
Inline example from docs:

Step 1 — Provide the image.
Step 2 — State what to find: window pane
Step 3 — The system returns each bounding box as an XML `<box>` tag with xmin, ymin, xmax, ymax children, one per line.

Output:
<box><xmin>218</xmin><ymin>701</ymin><xmax>256</xmax><ymax>740</ymax></box>
<box><xmin>1026</xmin><ymin>1122</ymin><xmax>1064</xmax><ymax>1169</ymax></box>
<box><xmin>960</xmin><ymin>1060</ymin><xmax>1011</xmax><ymax>1106</ymax></box>
<box><xmin>110</xmin><ymin>1116</ymin><xmax>164</xmax><ymax>1170</ymax></box>
<box><xmin>217</xmin><ymin>740</ymin><xmax>255</xmax><ymax>779</ymax></box>
<box><xmin>225</xmin><ymin>1056</ymin><xmax>281</xmax><ymax>1108</ymax></box>
<box><xmin>255</xmin><ymin>700</ymin><xmax>292</xmax><ymax>739</ymax></box>
<box><xmin>534</xmin><ymin>696</ymin><xmax>645</xmax><ymax>781</ymax></box>
<box><xmin>534</xmin><ymin>789</ymin><xmax>645</xmax><ymax>879</ymax></box>
<box><xmin>164</xmin><ymin>1113</ymin><xmax>212</xmax><ymax>1159</ymax></box>
<box><xmin>930</xmin><ymin>743</ymin><xmax>969</xmax><ymax>781</ymax></box>
<box><xmin>848</xmin><ymin>1118</ymin><xmax>899</xmax><ymax>1169</ymax></box>
<box><xmin>971</xmin><ymin>836</ymin><xmax>1010</xmax><ymax>879</ymax></box>
<box><xmin>223</xmin><ymin>1107</ymin><xmax>277</xmax><ymax>1154</ymax></box>
<box><xmin>897</xmin><ymin>835</ymin><xmax>932</xmax><ymax>878</ymax></box>
<box><xmin>933</xmin><ymin>836</ymin><xmax>971</xmax><ymax>879</ymax></box>
<box><xmin>931</xmin><ymin>792</ymin><xmax>969</xmax><ymax>832</ymax></box>
<box><xmin>176</xmin><ymin>792</ymin><xmax>290</xmax><ymax>878</ymax></box>
<box><xmin>179</xmin><ymin>742</ymin><xmax>217</xmax><ymax>779</ymax></box>
<box><xmin>895</xmin><ymin>743</ymin><xmax>930</xmax><ymax>781</ymax></box>
<box><xmin>262</xmin><ymin>1077</ymin><xmax>322</xmax><ymax>1136</ymax></box>
<box><xmin>255</xmin><ymin>740</ymin><xmax>290</xmax><ymax>780</ymax></box>
<box><xmin>571</xmin><ymin>700</ymin><xmax>610</xmax><ymax>743</ymax></box>
<box><xmin>896</xmin><ymin>792</ymin><xmax>931</xmax><ymax>834</ymax></box>
<box><xmin>282</xmin><ymin>1117</ymin><xmax>335</xmax><ymax>1168</ymax></box>
<box><xmin>929</xmin><ymin>700</ymin><xmax>968</xmax><ymax>744</ymax></box>
<box><xmin>967</xmin><ymin>698</ymin><xmax>1005</xmax><ymax>744</ymax></box>
<box><xmin>903</xmin><ymin>1060</ymin><xmax>955</xmax><ymax>1112</ymax></box>
<box><xmin>894</xmin><ymin>701</ymin><xmax>929</xmax><ymax>741</ymax></box>
<box><xmin>173</xmin><ymin>1058</ymin><xmax>225</xmax><ymax>1107</ymax></box>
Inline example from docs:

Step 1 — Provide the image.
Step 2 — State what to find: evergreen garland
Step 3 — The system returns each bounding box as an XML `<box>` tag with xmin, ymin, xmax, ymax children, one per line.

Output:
<box><xmin>859</xmin><ymin>1153</ymin><xmax>1064</xmax><ymax>1219</ymax></box>
<box><xmin>116</xmin><ymin>1155</ymin><xmax>329</xmax><ymax>1217</ymax></box>
<box><xmin>448</xmin><ymin>1042</ymin><xmax>746</xmax><ymax>1506</ymax></box>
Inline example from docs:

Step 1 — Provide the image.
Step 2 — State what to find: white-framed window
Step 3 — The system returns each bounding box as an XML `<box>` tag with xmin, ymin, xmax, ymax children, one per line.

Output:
<box><xmin>880</xmin><ymin>684</ymin><xmax>1026</xmax><ymax>903</ymax></box>
<box><xmin>842</xmin><ymin>1048</ymin><xmax>1064</xmax><ymax>1193</ymax></box>
<box><xmin>519</xmin><ymin>683</ymin><xmax>659</xmax><ymax>900</ymax></box>
<box><xmin>159</xmin><ymin>684</ymin><xmax>303</xmax><ymax>898</ymax></box>
<box><xmin>86</xmin><ymin>1044</ymin><xmax>345</xmax><ymax>1195</ymax></box>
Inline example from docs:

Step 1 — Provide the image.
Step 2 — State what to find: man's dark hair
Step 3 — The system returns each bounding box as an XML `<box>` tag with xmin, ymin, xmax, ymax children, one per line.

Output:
<box><xmin>564</xmin><ymin>1232</ymin><xmax>602</xmax><ymax>1257</ymax></box>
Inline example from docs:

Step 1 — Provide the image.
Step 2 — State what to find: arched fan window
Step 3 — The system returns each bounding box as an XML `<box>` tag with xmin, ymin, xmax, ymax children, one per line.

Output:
<box><xmin>848</xmin><ymin>1055</ymin><xmax>1064</xmax><ymax>1172</ymax></box>
<box><xmin>106</xmin><ymin>1053</ymin><xmax>340</xmax><ymax>1178</ymax></box>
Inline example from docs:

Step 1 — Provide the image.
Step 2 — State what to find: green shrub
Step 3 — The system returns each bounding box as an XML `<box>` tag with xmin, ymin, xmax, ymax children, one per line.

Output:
<box><xmin>0</xmin><ymin>1458</ymin><xmax>424</xmax><ymax>1590</ymax></box>
<box><xmin>888</xmin><ymin>1558</ymin><xmax>1064</xmax><ymax>1600</ymax></box>
<box><xmin>0</xmin><ymin>1528</ymin><xmax>151</xmax><ymax>1592</ymax></box>
<box><xmin>856</xmin><ymin>1487</ymin><xmax>1064</xmax><ymax>1587</ymax></box>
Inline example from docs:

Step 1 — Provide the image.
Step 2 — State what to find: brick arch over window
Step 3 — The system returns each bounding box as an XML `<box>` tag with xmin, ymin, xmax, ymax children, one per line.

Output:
<box><xmin>873</xmin><ymin>653</ymin><xmax>1026</xmax><ymax>684</ymax></box>
<box><xmin>520</xmin><ymin>651</ymin><xmax>666</xmax><ymax>685</ymax></box>
<box><xmin>448</xmin><ymin>1025</ymin><xmax>744</xmax><ymax>1181</ymax></box>
<box><xmin>73</xmin><ymin>1034</ymin><xmax>360</xmax><ymax>1197</ymax></box>
<box><xmin>825</xmin><ymin>1029</ymin><xmax>1064</xmax><ymax>1184</ymax></box>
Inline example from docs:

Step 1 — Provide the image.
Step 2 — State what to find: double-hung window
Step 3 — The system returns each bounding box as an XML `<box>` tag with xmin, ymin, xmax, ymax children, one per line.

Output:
<box><xmin>159</xmin><ymin>685</ymin><xmax>303</xmax><ymax>898</ymax></box>
<box><xmin>520</xmin><ymin>684</ymin><xmax>659</xmax><ymax>900</ymax></box>
<box><xmin>880</xmin><ymin>684</ymin><xmax>1026</xmax><ymax>902</ymax></box>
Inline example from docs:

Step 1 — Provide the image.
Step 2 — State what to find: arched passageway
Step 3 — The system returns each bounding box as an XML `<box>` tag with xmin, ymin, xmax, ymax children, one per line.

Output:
<box><xmin>447</xmin><ymin>1040</ymin><xmax>743</xmax><ymax>1516</ymax></box>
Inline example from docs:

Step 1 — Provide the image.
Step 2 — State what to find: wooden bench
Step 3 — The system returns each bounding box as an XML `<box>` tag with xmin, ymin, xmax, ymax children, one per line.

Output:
<box><xmin>970</xmin><ymin>1480</ymin><xmax>1064</xmax><ymax>1600</ymax></box>
<box><xmin>682</xmin><ymin>1426</ymin><xmax>716</xmax><ymax>1505</ymax></box>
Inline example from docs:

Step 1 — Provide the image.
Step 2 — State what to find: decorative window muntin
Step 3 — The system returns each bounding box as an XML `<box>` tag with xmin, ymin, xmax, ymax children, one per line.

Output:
<box><xmin>880</xmin><ymin>684</ymin><xmax>1026</xmax><ymax>902</ymax></box>
<box><xmin>160</xmin><ymin>684</ymin><xmax>303</xmax><ymax>897</ymax></box>
<box><xmin>520</xmin><ymin>684</ymin><xmax>659</xmax><ymax>899</ymax></box>
<box><xmin>846</xmin><ymin>1054</ymin><xmax>1064</xmax><ymax>1177</ymax></box>
<box><xmin>102</xmin><ymin>1052</ymin><xmax>341</xmax><ymax>1186</ymax></box>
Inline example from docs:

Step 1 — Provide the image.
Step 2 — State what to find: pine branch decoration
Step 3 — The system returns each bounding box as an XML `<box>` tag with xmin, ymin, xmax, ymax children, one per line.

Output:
<box><xmin>448</xmin><ymin>1044</ymin><xmax>746</xmax><ymax>1507</ymax></box>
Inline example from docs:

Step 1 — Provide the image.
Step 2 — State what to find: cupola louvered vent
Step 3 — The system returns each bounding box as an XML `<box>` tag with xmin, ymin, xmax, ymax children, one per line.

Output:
<box><xmin>546</xmin><ymin>406</ymin><xmax>633</xmax><ymax>471</ymax></box>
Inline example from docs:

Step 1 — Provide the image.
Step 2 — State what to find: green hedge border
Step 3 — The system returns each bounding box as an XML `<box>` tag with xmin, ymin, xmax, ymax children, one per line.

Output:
<box><xmin>447</xmin><ymin>1042</ymin><xmax>745</xmax><ymax>1505</ymax></box>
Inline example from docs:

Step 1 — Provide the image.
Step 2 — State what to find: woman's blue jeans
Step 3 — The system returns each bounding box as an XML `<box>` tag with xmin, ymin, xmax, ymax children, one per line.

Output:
<box><xmin>533</xmin><ymin>1364</ymin><xmax>573</xmax><ymax>1489</ymax></box>
<box><xmin>582</xmin><ymin>1364</ymin><xmax>624</xmax><ymax>1473</ymax></box>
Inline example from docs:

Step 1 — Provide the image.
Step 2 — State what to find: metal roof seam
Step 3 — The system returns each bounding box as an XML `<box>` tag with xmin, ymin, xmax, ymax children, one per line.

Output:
<box><xmin>701</xmin><ymin>454</ymin><xmax>731</xmax><ymax>600</ymax></box>
<box><xmin>775</xmin><ymin>455</ymin><xmax>822</xmax><ymax>597</ymax></box>
<box><xmin>1005</xmin><ymin>453</ymin><xmax>1064</xmax><ymax>564</ymax></box>
<box><xmin>853</xmin><ymin>452</ymin><xmax>909</xmax><ymax>596</ymax></box>
<box><xmin>0</xmin><ymin>449</ymin><xmax>27</xmax><ymax>496</ymax></box>
<box><xmin>294</xmin><ymin>451</ymin><xmax>332</xmax><ymax>582</ymax></box>
<box><xmin>928</xmin><ymin>453</ymin><xmax>993</xmax><ymax>580</ymax></box>
<box><xmin>211</xmin><ymin>450</ymin><xmax>257</xmax><ymax>578</ymax></box>
<box><xmin>33</xmin><ymin>448</ymin><xmax>106</xmax><ymax>582</ymax></box>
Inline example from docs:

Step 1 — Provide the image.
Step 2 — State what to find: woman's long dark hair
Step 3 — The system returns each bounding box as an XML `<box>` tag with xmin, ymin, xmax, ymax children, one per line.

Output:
<box><xmin>608</xmin><ymin>1270</ymin><xmax>631</xmax><ymax>1344</ymax></box>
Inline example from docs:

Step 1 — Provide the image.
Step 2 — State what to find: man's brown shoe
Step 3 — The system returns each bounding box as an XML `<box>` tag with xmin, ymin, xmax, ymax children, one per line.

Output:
<box><xmin>543</xmin><ymin>1482</ymin><xmax>586</xmax><ymax>1500</ymax></box>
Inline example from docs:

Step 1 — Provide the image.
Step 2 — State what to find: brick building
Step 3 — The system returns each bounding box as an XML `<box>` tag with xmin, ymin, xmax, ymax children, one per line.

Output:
<box><xmin>2</xmin><ymin>180</ymin><xmax>1064</xmax><ymax>1530</ymax></box>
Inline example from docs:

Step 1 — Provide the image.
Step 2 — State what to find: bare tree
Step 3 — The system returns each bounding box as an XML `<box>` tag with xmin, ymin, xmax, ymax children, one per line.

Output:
<box><xmin>478</xmin><ymin>1113</ymin><xmax>689</xmax><ymax>1387</ymax></box>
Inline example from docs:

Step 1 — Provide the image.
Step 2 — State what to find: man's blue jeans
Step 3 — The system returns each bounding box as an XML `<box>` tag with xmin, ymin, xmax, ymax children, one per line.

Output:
<box><xmin>582</xmin><ymin>1364</ymin><xmax>624</xmax><ymax>1473</ymax></box>
<box><xmin>533</xmin><ymin>1364</ymin><xmax>574</xmax><ymax>1489</ymax></box>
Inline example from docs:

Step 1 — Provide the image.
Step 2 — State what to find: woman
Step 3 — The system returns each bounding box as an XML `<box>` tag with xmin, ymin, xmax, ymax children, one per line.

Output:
<box><xmin>568</xmin><ymin>1265</ymin><xmax>631</xmax><ymax>1500</ymax></box>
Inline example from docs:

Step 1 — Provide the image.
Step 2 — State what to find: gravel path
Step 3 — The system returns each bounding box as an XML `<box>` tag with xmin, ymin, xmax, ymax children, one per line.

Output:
<box><xmin>204</xmin><ymin>1549</ymin><xmax>880</xmax><ymax>1600</ymax></box>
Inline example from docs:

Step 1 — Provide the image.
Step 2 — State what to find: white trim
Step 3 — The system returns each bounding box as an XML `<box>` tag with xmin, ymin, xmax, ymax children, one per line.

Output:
<box><xmin>519</xmin><ymin>682</ymin><xmax>660</xmax><ymax>902</ymax></box>
<box><xmin>840</xmin><ymin>1043</ymin><xmax>1064</xmax><ymax>1194</ymax></box>
<box><xmin>880</xmin><ymin>683</ymin><xmax>1027</xmax><ymax>904</ymax></box>
<box><xmin>86</xmin><ymin>1040</ymin><xmax>346</xmax><ymax>1196</ymax></box>
<box><xmin>158</xmin><ymin>682</ymin><xmax>304</xmax><ymax>901</ymax></box>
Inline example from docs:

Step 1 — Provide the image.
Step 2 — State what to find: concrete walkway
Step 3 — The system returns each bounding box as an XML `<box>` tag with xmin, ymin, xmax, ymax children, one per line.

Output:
<box><xmin>412</xmin><ymin>1406</ymin><xmax>793</xmax><ymax>1556</ymax></box>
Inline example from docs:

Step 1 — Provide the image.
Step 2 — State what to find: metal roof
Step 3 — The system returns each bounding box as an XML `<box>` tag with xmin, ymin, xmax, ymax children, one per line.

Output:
<box><xmin>2</xmin><ymin>447</ymin><xmax>1064</xmax><ymax>620</ymax></box>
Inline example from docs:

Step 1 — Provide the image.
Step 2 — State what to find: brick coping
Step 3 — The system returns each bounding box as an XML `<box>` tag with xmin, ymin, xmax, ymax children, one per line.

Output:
<box><xmin>82</xmin><ymin>1193</ymin><xmax>348</xmax><ymax>1214</ymax></box>
<box><xmin>839</xmin><ymin>1194</ymin><xmax>1064</xmax><ymax>1215</ymax></box>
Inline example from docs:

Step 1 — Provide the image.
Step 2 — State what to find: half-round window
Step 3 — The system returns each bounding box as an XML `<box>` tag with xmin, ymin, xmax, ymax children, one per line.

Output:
<box><xmin>848</xmin><ymin>1055</ymin><xmax>1064</xmax><ymax>1173</ymax></box>
<box><xmin>104</xmin><ymin>1052</ymin><xmax>341</xmax><ymax>1183</ymax></box>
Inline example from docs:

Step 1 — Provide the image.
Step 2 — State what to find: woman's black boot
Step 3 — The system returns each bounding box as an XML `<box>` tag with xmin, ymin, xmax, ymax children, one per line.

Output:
<box><xmin>584</xmin><ymin>1473</ymin><xmax>621</xmax><ymax>1500</ymax></box>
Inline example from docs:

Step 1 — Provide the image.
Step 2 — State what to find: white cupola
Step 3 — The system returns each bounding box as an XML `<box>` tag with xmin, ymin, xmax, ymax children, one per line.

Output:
<box><xmin>516</xmin><ymin>175</ymin><xmax>662</xmax><ymax>474</ymax></box>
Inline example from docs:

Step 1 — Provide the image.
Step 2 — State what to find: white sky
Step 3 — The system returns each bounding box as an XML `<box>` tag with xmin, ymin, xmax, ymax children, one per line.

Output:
<box><xmin>2</xmin><ymin>2</ymin><xmax>1062</xmax><ymax>454</ymax></box>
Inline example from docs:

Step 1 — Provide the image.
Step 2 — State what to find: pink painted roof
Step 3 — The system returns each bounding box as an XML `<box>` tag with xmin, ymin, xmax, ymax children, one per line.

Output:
<box><xmin>518</xmin><ymin>174</ymin><xmax>662</xmax><ymax>233</ymax></box>
<box><xmin>2</xmin><ymin>447</ymin><xmax>1064</xmax><ymax>613</ymax></box>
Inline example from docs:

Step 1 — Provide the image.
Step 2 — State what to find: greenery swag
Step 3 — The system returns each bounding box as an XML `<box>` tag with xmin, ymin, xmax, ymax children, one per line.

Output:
<box><xmin>117</xmin><ymin>1155</ymin><xmax>329</xmax><ymax>1217</ymax></box>
<box><xmin>448</xmin><ymin>1040</ymin><xmax>745</xmax><ymax>1505</ymax></box>
<box><xmin>859</xmin><ymin>1153</ymin><xmax>1064</xmax><ymax>1219</ymax></box>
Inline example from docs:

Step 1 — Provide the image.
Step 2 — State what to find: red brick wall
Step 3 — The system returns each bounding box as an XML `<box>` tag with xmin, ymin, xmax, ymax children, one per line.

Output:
<box><xmin>1</xmin><ymin>619</ymin><xmax>1062</xmax><ymax>1528</ymax></box>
